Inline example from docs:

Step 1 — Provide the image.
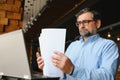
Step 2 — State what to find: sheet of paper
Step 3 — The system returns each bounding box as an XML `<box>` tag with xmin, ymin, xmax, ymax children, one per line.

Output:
<box><xmin>39</xmin><ymin>28</ymin><xmax>66</xmax><ymax>79</ymax></box>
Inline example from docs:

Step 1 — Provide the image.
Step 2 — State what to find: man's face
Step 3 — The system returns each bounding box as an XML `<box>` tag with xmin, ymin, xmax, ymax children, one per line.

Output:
<box><xmin>76</xmin><ymin>12</ymin><xmax>100</xmax><ymax>37</ymax></box>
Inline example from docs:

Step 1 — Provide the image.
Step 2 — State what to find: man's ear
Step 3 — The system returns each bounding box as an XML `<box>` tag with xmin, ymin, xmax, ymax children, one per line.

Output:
<box><xmin>95</xmin><ymin>20</ymin><xmax>101</xmax><ymax>29</ymax></box>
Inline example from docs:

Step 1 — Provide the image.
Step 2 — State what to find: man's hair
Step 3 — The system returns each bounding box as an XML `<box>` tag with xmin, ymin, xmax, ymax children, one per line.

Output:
<box><xmin>75</xmin><ymin>8</ymin><xmax>101</xmax><ymax>20</ymax></box>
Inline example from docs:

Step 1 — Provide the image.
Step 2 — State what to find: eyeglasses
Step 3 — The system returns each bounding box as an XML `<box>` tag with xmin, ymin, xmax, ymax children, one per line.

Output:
<box><xmin>76</xmin><ymin>20</ymin><xmax>94</xmax><ymax>27</ymax></box>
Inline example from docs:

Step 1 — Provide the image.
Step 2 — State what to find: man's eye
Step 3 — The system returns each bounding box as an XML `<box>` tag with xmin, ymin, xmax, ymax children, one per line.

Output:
<box><xmin>83</xmin><ymin>20</ymin><xmax>88</xmax><ymax>23</ymax></box>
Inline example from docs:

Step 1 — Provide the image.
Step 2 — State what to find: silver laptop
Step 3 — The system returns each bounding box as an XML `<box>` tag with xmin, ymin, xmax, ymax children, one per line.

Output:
<box><xmin>0</xmin><ymin>29</ymin><xmax>59</xmax><ymax>80</ymax></box>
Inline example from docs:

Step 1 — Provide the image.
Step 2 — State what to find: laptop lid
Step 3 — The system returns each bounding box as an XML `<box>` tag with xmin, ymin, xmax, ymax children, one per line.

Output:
<box><xmin>0</xmin><ymin>29</ymin><xmax>32</xmax><ymax>79</ymax></box>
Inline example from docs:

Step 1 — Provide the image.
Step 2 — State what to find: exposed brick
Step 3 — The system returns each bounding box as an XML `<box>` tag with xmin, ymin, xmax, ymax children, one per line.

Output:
<box><xmin>0</xmin><ymin>11</ymin><xmax>6</xmax><ymax>18</ymax></box>
<box><xmin>15</xmin><ymin>0</ymin><xmax>21</xmax><ymax>7</ymax></box>
<box><xmin>0</xmin><ymin>18</ymin><xmax>8</xmax><ymax>25</ymax></box>
<box><xmin>6</xmin><ymin>0</ymin><xmax>14</xmax><ymax>4</ymax></box>
<box><xmin>5</xmin><ymin>25</ymin><xmax>19</xmax><ymax>32</ymax></box>
<box><xmin>0</xmin><ymin>0</ymin><xmax>23</xmax><ymax>32</ymax></box>
<box><xmin>0</xmin><ymin>4</ymin><xmax>20</xmax><ymax>13</ymax></box>
<box><xmin>0</xmin><ymin>0</ymin><xmax>6</xmax><ymax>4</ymax></box>
<box><xmin>18</xmin><ymin>20</ymin><xmax>23</xmax><ymax>28</ymax></box>
<box><xmin>0</xmin><ymin>25</ymin><xmax>4</xmax><ymax>34</ymax></box>
<box><xmin>7</xmin><ymin>12</ymin><xmax>21</xmax><ymax>20</ymax></box>
<box><xmin>9</xmin><ymin>19</ymin><xmax>19</xmax><ymax>26</ymax></box>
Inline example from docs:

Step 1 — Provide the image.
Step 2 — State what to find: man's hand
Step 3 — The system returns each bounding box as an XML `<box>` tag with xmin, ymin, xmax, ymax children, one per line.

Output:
<box><xmin>51</xmin><ymin>50</ymin><xmax>74</xmax><ymax>74</ymax></box>
<box><xmin>36</xmin><ymin>52</ymin><xmax>44</xmax><ymax>70</ymax></box>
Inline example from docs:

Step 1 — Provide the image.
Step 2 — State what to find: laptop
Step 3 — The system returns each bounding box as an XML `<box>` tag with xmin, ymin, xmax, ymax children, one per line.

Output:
<box><xmin>0</xmin><ymin>29</ymin><xmax>59</xmax><ymax>80</ymax></box>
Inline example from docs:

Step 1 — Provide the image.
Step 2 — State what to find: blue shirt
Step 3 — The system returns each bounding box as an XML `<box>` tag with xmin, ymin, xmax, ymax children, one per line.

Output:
<box><xmin>65</xmin><ymin>34</ymin><xmax>119</xmax><ymax>80</ymax></box>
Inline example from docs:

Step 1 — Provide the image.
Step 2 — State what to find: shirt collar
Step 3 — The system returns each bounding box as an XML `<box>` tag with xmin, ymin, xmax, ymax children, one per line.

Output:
<box><xmin>79</xmin><ymin>34</ymin><xmax>100</xmax><ymax>43</ymax></box>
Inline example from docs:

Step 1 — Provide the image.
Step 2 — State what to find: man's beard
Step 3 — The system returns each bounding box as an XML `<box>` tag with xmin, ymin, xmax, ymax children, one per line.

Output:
<box><xmin>79</xmin><ymin>29</ymin><xmax>92</xmax><ymax>37</ymax></box>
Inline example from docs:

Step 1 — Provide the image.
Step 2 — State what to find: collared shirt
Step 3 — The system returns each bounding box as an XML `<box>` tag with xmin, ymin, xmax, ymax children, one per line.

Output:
<box><xmin>65</xmin><ymin>34</ymin><xmax>119</xmax><ymax>80</ymax></box>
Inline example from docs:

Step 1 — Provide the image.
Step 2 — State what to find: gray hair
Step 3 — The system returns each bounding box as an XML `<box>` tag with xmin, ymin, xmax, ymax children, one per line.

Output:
<box><xmin>75</xmin><ymin>8</ymin><xmax>101</xmax><ymax>20</ymax></box>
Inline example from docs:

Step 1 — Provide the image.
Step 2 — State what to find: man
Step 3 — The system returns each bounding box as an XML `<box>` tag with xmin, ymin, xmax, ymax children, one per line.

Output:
<box><xmin>36</xmin><ymin>8</ymin><xmax>119</xmax><ymax>80</ymax></box>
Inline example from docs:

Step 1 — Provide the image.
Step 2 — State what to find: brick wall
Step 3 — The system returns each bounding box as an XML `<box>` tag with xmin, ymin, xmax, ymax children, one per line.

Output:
<box><xmin>0</xmin><ymin>0</ymin><xmax>23</xmax><ymax>34</ymax></box>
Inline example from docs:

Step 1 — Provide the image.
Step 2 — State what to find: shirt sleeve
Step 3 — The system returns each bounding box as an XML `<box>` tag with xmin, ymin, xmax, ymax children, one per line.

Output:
<box><xmin>70</xmin><ymin>41</ymin><xmax>119</xmax><ymax>80</ymax></box>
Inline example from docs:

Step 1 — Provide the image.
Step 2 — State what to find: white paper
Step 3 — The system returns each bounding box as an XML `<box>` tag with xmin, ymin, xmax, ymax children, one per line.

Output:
<box><xmin>39</xmin><ymin>28</ymin><xmax>66</xmax><ymax>79</ymax></box>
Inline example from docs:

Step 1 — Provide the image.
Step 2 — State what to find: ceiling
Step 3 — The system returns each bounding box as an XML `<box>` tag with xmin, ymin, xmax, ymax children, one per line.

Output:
<box><xmin>23</xmin><ymin>0</ymin><xmax>120</xmax><ymax>43</ymax></box>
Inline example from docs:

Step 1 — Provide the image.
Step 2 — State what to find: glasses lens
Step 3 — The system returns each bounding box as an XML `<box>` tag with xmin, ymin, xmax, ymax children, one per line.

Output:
<box><xmin>82</xmin><ymin>20</ymin><xmax>89</xmax><ymax>25</ymax></box>
<box><xmin>76</xmin><ymin>21</ymin><xmax>81</xmax><ymax>27</ymax></box>
<box><xmin>76</xmin><ymin>20</ymin><xmax>94</xmax><ymax>27</ymax></box>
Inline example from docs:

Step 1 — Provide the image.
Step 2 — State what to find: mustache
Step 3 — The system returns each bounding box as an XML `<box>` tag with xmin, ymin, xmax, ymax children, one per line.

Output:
<box><xmin>80</xmin><ymin>28</ymin><xmax>88</xmax><ymax>31</ymax></box>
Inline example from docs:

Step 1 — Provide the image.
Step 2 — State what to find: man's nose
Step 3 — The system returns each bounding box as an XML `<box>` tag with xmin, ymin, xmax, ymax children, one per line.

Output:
<box><xmin>79</xmin><ymin>23</ymin><xmax>85</xmax><ymax>28</ymax></box>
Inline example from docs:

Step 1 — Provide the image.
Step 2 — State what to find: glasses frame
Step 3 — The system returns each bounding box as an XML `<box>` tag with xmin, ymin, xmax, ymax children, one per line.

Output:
<box><xmin>76</xmin><ymin>20</ymin><xmax>95</xmax><ymax>27</ymax></box>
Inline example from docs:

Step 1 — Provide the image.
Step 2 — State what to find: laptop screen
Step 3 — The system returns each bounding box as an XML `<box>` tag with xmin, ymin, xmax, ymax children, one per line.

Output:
<box><xmin>0</xmin><ymin>29</ymin><xmax>32</xmax><ymax>79</ymax></box>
